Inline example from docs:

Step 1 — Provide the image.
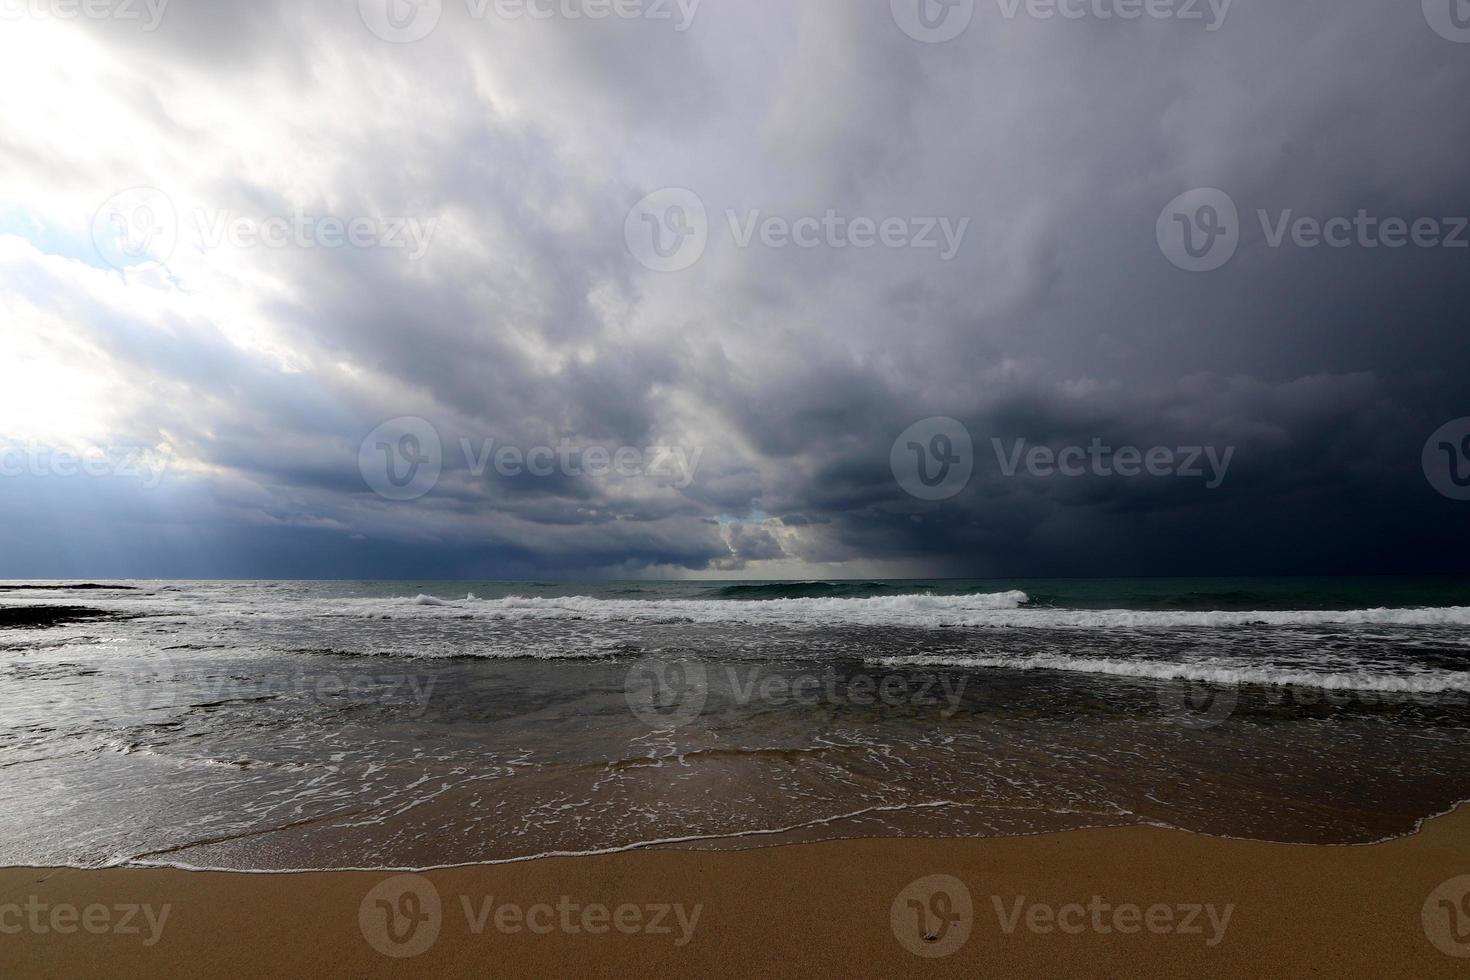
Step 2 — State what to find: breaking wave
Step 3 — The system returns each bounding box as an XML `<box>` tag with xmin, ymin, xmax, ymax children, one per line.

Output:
<box><xmin>868</xmin><ymin>652</ymin><xmax>1470</xmax><ymax>693</ymax></box>
<box><xmin>375</xmin><ymin>593</ymin><xmax>1470</xmax><ymax>631</ymax></box>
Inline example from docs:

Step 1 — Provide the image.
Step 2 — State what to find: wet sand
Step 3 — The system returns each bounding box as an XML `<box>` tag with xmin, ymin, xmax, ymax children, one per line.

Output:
<box><xmin>4</xmin><ymin>806</ymin><xmax>1469</xmax><ymax>978</ymax></box>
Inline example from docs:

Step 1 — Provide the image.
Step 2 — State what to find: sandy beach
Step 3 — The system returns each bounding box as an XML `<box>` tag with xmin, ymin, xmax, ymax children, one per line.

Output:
<box><xmin>4</xmin><ymin>805</ymin><xmax>1469</xmax><ymax>978</ymax></box>
<box><xmin>7</xmin><ymin>0</ymin><xmax>1470</xmax><ymax>976</ymax></box>
<box><xmin>6</xmin><ymin>581</ymin><xmax>1470</xmax><ymax>979</ymax></box>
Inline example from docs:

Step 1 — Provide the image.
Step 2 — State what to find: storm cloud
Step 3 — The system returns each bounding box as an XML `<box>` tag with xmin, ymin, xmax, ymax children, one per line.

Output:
<box><xmin>1</xmin><ymin>0</ymin><xmax>1468</xmax><ymax>578</ymax></box>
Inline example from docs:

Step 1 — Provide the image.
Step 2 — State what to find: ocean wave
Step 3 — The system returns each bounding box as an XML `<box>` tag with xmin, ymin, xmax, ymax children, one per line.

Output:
<box><xmin>31</xmin><ymin>585</ymin><xmax>1470</xmax><ymax>634</ymax></box>
<box><xmin>375</xmin><ymin>591</ymin><xmax>1034</xmax><ymax>627</ymax></box>
<box><xmin>702</xmin><ymin>582</ymin><xmax>916</xmax><ymax>600</ymax></box>
<box><xmin>368</xmin><ymin>593</ymin><xmax>1470</xmax><ymax>631</ymax></box>
<box><xmin>869</xmin><ymin>653</ymin><xmax>1470</xmax><ymax>693</ymax></box>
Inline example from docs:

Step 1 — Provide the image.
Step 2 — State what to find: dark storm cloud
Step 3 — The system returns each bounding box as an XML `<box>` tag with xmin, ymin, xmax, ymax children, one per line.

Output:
<box><xmin>752</xmin><ymin>371</ymin><xmax>1468</xmax><ymax>576</ymax></box>
<box><xmin>2</xmin><ymin>0</ymin><xmax>1469</xmax><ymax>577</ymax></box>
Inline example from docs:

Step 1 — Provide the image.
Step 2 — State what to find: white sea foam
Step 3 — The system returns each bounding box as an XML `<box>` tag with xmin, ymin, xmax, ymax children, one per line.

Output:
<box><xmin>357</xmin><ymin>593</ymin><xmax>1470</xmax><ymax>631</ymax></box>
<box><xmin>13</xmin><ymin>584</ymin><xmax>1470</xmax><ymax>632</ymax></box>
<box><xmin>347</xmin><ymin>591</ymin><xmax>1036</xmax><ymax>627</ymax></box>
<box><xmin>869</xmin><ymin>653</ymin><xmax>1470</xmax><ymax>693</ymax></box>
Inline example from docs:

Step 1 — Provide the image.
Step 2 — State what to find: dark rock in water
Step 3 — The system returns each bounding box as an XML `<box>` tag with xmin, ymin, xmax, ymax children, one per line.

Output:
<box><xmin>0</xmin><ymin>606</ymin><xmax>123</xmax><ymax>629</ymax></box>
<box><xmin>0</xmin><ymin>583</ymin><xmax>139</xmax><ymax>591</ymax></box>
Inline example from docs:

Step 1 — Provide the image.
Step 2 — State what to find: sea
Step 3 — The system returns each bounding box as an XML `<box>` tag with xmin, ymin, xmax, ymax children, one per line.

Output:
<box><xmin>2</xmin><ymin>577</ymin><xmax>1469</xmax><ymax>871</ymax></box>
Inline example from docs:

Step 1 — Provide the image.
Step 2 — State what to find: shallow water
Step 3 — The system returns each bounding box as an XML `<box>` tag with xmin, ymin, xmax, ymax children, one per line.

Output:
<box><xmin>1</xmin><ymin>579</ymin><xmax>1468</xmax><ymax>870</ymax></box>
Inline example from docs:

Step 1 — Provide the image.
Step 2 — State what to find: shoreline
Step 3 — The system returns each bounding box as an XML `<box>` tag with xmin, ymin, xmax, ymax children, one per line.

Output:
<box><xmin>5</xmin><ymin>805</ymin><xmax>1470</xmax><ymax>977</ymax></box>
<box><xmin>59</xmin><ymin>793</ymin><xmax>1470</xmax><ymax>875</ymax></box>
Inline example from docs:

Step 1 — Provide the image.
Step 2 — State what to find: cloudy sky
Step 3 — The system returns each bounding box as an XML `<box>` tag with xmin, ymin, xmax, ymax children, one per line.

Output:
<box><xmin>2</xmin><ymin>0</ymin><xmax>1469</xmax><ymax>580</ymax></box>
